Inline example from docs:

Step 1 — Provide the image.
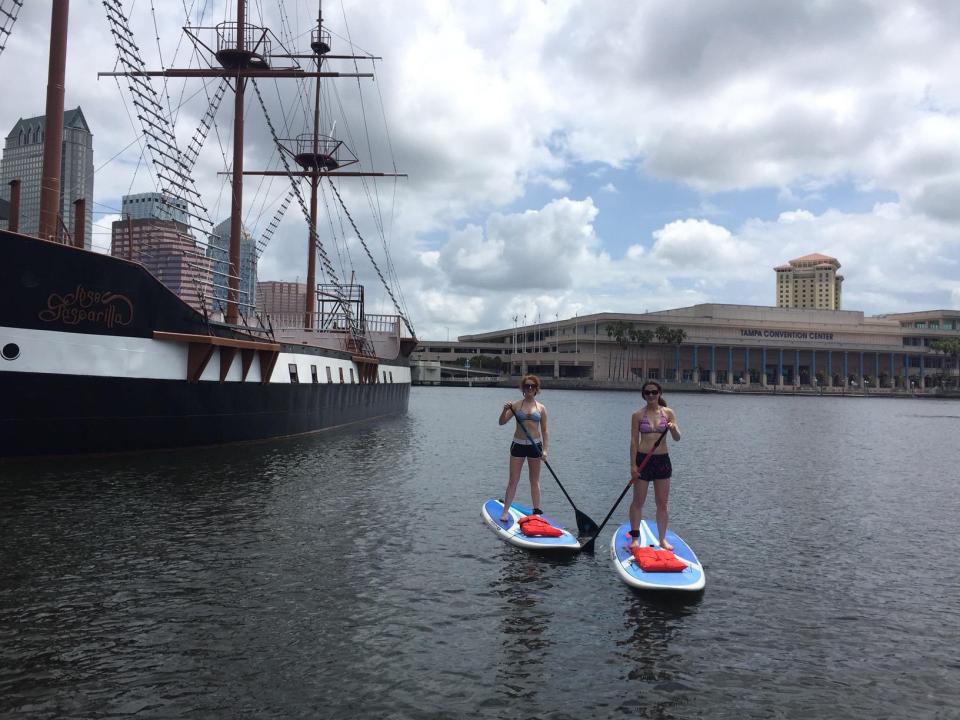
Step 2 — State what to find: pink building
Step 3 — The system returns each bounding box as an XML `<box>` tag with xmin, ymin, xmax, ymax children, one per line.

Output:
<box><xmin>111</xmin><ymin>218</ymin><xmax>212</xmax><ymax>312</ymax></box>
<box><xmin>257</xmin><ymin>280</ymin><xmax>307</xmax><ymax>327</ymax></box>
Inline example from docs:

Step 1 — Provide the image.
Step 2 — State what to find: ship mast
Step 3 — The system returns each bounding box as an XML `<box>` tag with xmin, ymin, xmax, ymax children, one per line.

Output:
<box><xmin>305</xmin><ymin>5</ymin><xmax>323</xmax><ymax>329</ymax></box>
<box><xmin>38</xmin><ymin>0</ymin><xmax>69</xmax><ymax>242</ymax></box>
<box><xmin>226</xmin><ymin>1</ymin><xmax>246</xmax><ymax>326</ymax></box>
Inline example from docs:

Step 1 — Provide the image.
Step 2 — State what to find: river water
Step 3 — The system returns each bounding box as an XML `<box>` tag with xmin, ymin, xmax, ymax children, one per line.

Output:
<box><xmin>1</xmin><ymin>387</ymin><xmax>958</xmax><ymax>719</ymax></box>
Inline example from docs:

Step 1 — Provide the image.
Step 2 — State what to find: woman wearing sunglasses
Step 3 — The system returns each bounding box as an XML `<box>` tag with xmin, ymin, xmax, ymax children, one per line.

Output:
<box><xmin>497</xmin><ymin>374</ymin><xmax>549</xmax><ymax>522</ymax></box>
<box><xmin>629</xmin><ymin>380</ymin><xmax>682</xmax><ymax>549</ymax></box>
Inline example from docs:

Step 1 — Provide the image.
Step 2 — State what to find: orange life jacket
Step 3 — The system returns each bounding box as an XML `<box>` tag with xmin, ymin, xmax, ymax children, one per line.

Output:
<box><xmin>629</xmin><ymin>545</ymin><xmax>686</xmax><ymax>572</ymax></box>
<box><xmin>518</xmin><ymin>515</ymin><xmax>563</xmax><ymax>538</ymax></box>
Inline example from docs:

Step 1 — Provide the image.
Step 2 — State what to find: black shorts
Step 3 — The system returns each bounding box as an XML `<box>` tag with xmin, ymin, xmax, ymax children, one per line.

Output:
<box><xmin>635</xmin><ymin>452</ymin><xmax>672</xmax><ymax>482</ymax></box>
<box><xmin>511</xmin><ymin>441</ymin><xmax>543</xmax><ymax>459</ymax></box>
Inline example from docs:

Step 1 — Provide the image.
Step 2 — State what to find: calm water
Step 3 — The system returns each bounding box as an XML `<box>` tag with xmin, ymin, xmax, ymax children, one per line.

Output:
<box><xmin>1</xmin><ymin>388</ymin><xmax>958</xmax><ymax>719</ymax></box>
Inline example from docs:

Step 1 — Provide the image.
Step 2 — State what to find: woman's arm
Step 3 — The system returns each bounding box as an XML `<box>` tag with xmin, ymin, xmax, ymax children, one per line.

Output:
<box><xmin>629</xmin><ymin>412</ymin><xmax>640</xmax><ymax>481</ymax></box>
<box><xmin>667</xmin><ymin>408</ymin><xmax>681</xmax><ymax>441</ymax></box>
<box><xmin>538</xmin><ymin>403</ymin><xmax>548</xmax><ymax>457</ymax></box>
<box><xmin>499</xmin><ymin>400</ymin><xmax>515</xmax><ymax>425</ymax></box>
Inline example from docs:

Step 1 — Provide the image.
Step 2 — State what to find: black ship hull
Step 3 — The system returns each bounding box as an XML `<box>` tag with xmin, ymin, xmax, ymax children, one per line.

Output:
<box><xmin>0</xmin><ymin>231</ymin><xmax>413</xmax><ymax>459</ymax></box>
<box><xmin>1</xmin><ymin>371</ymin><xmax>409</xmax><ymax>457</ymax></box>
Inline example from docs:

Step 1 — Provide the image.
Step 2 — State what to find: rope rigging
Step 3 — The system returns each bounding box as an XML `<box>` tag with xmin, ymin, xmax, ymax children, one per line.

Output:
<box><xmin>0</xmin><ymin>0</ymin><xmax>23</xmax><ymax>59</ymax></box>
<box><xmin>98</xmin><ymin>0</ymin><xmax>413</xmax><ymax>342</ymax></box>
<box><xmin>250</xmin><ymin>77</ymin><xmax>376</xmax><ymax>358</ymax></box>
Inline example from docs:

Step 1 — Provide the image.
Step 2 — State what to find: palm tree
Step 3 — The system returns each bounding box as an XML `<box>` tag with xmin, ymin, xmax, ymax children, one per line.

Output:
<box><xmin>932</xmin><ymin>338</ymin><xmax>960</xmax><ymax>388</ymax></box>
<box><xmin>606</xmin><ymin>320</ymin><xmax>631</xmax><ymax>379</ymax></box>
<box><xmin>631</xmin><ymin>328</ymin><xmax>654</xmax><ymax>381</ymax></box>
<box><xmin>654</xmin><ymin>325</ymin><xmax>671</xmax><ymax>380</ymax></box>
<box><xmin>668</xmin><ymin>327</ymin><xmax>687</xmax><ymax>380</ymax></box>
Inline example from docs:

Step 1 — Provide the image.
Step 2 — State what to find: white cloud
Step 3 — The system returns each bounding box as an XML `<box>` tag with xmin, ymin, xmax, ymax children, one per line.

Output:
<box><xmin>650</xmin><ymin>219</ymin><xmax>759</xmax><ymax>274</ymax></box>
<box><xmin>778</xmin><ymin>209</ymin><xmax>816</xmax><ymax>224</ymax></box>
<box><xmin>437</xmin><ymin>197</ymin><xmax>600</xmax><ymax>291</ymax></box>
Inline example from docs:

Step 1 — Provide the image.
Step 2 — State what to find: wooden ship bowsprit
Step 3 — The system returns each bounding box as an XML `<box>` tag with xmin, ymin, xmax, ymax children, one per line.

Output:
<box><xmin>0</xmin><ymin>1</ymin><xmax>417</xmax><ymax>458</ymax></box>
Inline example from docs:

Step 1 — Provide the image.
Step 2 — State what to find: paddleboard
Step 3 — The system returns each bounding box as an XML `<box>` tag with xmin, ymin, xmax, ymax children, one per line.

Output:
<box><xmin>610</xmin><ymin>520</ymin><xmax>705</xmax><ymax>591</ymax></box>
<box><xmin>481</xmin><ymin>499</ymin><xmax>581</xmax><ymax>551</ymax></box>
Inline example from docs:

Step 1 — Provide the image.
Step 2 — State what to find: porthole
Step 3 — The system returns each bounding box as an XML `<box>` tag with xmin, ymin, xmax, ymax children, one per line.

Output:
<box><xmin>2</xmin><ymin>343</ymin><xmax>20</xmax><ymax>360</ymax></box>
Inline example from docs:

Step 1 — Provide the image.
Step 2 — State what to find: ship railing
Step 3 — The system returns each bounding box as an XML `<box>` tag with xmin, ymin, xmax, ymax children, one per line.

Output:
<box><xmin>262</xmin><ymin>312</ymin><xmax>407</xmax><ymax>337</ymax></box>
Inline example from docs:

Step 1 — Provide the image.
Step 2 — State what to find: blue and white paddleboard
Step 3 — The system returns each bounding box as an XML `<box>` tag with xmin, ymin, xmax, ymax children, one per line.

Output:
<box><xmin>610</xmin><ymin>520</ymin><xmax>705</xmax><ymax>591</ymax></box>
<box><xmin>481</xmin><ymin>499</ymin><xmax>581</xmax><ymax>551</ymax></box>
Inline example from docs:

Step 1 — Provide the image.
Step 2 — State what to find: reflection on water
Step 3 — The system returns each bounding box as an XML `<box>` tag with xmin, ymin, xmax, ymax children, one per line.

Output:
<box><xmin>491</xmin><ymin>552</ymin><xmax>578</xmax><ymax>705</ymax></box>
<box><xmin>2</xmin><ymin>388</ymin><xmax>959</xmax><ymax>718</ymax></box>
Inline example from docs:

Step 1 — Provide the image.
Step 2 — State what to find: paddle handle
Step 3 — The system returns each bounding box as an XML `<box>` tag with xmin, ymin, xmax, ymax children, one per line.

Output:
<box><xmin>581</xmin><ymin>427</ymin><xmax>669</xmax><ymax>550</ymax></box>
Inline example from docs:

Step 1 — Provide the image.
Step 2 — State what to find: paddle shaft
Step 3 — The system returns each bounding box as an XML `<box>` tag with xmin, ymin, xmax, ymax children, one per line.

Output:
<box><xmin>580</xmin><ymin>427</ymin><xmax>670</xmax><ymax>552</ymax></box>
<box><xmin>508</xmin><ymin>404</ymin><xmax>598</xmax><ymax>535</ymax></box>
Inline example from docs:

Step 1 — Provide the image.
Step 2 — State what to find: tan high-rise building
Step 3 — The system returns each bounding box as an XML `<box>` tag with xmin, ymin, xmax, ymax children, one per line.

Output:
<box><xmin>111</xmin><ymin>217</ymin><xmax>213</xmax><ymax>312</ymax></box>
<box><xmin>775</xmin><ymin>253</ymin><xmax>843</xmax><ymax>310</ymax></box>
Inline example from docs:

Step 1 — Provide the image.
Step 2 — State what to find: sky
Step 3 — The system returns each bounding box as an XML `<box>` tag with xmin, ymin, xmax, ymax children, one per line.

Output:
<box><xmin>2</xmin><ymin>0</ymin><xmax>959</xmax><ymax>340</ymax></box>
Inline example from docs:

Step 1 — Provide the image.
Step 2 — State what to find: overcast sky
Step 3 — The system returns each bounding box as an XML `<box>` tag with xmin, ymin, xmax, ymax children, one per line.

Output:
<box><xmin>2</xmin><ymin>0</ymin><xmax>959</xmax><ymax>340</ymax></box>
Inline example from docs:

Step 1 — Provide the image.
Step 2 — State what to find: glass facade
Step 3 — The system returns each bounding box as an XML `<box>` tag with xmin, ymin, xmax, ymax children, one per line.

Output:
<box><xmin>207</xmin><ymin>218</ymin><xmax>258</xmax><ymax>315</ymax></box>
<box><xmin>0</xmin><ymin>108</ymin><xmax>94</xmax><ymax>248</ymax></box>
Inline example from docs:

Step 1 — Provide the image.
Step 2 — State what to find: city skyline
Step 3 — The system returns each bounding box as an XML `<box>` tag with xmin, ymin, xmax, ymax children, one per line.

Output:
<box><xmin>0</xmin><ymin>2</ymin><xmax>958</xmax><ymax>339</ymax></box>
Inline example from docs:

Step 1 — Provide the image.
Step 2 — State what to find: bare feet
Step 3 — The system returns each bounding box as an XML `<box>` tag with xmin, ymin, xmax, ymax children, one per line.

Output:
<box><xmin>499</xmin><ymin>514</ymin><xmax>511</xmax><ymax>524</ymax></box>
<box><xmin>659</xmin><ymin>538</ymin><xmax>674</xmax><ymax>551</ymax></box>
<box><xmin>629</xmin><ymin>540</ymin><xmax>640</xmax><ymax>548</ymax></box>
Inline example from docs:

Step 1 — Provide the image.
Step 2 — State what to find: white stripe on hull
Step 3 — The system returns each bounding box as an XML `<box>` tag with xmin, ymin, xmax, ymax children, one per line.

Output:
<box><xmin>0</xmin><ymin>326</ymin><xmax>411</xmax><ymax>385</ymax></box>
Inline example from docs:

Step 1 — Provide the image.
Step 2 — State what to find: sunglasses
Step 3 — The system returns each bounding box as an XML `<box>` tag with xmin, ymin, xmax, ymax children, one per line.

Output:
<box><xmin>523</xmin><ymin>384</ymin><xmax>537</xmax><ymax>390</ymax></box>
<box><xmin>642</xmin><ymin>389</ymin><xmax>659</xmax><ymax>396</ymax></box>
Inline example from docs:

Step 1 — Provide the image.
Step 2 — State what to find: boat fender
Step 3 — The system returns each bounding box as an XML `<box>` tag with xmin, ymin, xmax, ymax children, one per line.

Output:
<box><xmin>518</xmin><ymin>515</ymin><xmax>563</xmax><ymax>538</ymax></box>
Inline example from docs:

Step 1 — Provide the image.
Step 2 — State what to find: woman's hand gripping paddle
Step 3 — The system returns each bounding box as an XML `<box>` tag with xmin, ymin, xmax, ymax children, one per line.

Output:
<box><xmin>509</xmin><ymin>405</ymin><xmax>599</xmax><ymax>538</ymax></box>
<box><xmin>579</xmin><ymin>427</ymin><xmax>670</xmax><ymax>553</ymax></box>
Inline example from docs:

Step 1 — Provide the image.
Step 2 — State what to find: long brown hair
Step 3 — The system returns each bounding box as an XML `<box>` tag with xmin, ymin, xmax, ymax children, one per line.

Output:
<box><xmin>641</xmin><ymin>380</ymin><xmax>667</xmax><ymax>407</ymax></box>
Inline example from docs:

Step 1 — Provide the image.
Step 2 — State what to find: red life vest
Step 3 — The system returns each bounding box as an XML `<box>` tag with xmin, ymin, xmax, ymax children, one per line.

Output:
<box><xmin>518</xmin><ymin>515</ymin><xmax>563</xmax><ymax>538</ymax></box>
<box><xmin>629</xmin><ymin>545</ymin><xmax>686</xmax><ymax>572</ymax></box>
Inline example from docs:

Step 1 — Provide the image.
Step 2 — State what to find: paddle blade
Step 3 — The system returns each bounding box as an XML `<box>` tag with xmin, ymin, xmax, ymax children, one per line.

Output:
<box><xmin>579</xmin><ymin>533</ymin><xmax>597</xmax><ymax>553</ymax></box>
<box><xmin>575</xmin><ymin>510</ymin><xmax>599</xmax><ymax>538</ymax></box>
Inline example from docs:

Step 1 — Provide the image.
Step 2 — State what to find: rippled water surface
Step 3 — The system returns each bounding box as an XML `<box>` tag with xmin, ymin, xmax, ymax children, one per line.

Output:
<box><xmin>2</xmin><ymin>388</ymin><xmax>959</xmax><ymax>719</ymax></box>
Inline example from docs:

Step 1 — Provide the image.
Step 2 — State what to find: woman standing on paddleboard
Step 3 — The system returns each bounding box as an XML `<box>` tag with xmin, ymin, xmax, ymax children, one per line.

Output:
<box><xmin>497</xmin><ymin>374</ymin><xmax>549</xmax><ymax>522</ymax></box>
<box><xmin>629</xmin><ymin>380</ymin><xmax>681</xmax><ymax>549</ymax></box>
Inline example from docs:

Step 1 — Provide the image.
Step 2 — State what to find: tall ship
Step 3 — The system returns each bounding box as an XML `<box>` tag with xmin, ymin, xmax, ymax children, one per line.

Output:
<box><xmin>0</xmin><ymin>1</ymin><xmax>416</xmax><ymax>458</ymax></box>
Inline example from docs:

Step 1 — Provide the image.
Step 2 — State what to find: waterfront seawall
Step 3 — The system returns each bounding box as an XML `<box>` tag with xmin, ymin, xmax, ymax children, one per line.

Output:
<box><xmin>418</xmin><ymin>376</ymin><xmax>945</xmax><ymax>398</ymax></box>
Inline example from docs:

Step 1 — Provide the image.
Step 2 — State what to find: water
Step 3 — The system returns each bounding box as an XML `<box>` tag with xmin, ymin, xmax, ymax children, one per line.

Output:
<box><xmin>2</xmin><ymin>387</ymin><xmax>959</xmax><ymax>719</ymax></box>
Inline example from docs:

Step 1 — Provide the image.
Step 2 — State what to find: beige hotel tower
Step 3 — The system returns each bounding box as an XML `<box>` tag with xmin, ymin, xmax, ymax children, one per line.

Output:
<box><xmin>775</xmin><ymin>253</ymin><xmax>843</xmax><ymax>310</ymax></box>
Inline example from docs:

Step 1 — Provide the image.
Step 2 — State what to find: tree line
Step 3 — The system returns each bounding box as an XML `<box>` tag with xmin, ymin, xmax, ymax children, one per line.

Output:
<box><xmin>605</xmin><ymin>321</ymin><xmax>687</xmax><ymax>381</ymax></box>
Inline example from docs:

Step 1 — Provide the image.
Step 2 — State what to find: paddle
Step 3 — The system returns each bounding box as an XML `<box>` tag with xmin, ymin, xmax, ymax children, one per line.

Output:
<box><xmin>579</xmin><ymin>427</ymin><xmax>670</xmax><ymax>553</ymax></box>
<box><xmin>508</xmin><ymin>404</ymin><xmax>599</xmax><ymax>537</ymax></box>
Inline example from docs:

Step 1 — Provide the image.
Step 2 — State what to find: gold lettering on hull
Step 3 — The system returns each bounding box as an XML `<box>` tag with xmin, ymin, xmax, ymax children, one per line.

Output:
<box><xmin>38</xmin><ymin>285</ymin><xmax>134</xmax><ymax>329</ymax></box>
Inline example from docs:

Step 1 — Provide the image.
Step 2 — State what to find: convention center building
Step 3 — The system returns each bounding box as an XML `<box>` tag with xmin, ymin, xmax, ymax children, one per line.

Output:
<box><xmin>419</xmin><ymin>305</ymin><xmax>958</xmax><ymax>389</ymax></box>
<box><xmin>413</xmin><ymin>256</ymin><xmax>959</xmax><ymax>390</ymax></box>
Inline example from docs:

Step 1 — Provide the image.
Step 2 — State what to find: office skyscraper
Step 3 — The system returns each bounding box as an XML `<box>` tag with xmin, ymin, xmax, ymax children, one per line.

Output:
<box><xmin>208</xmin><ymin>218</ymin><xmax>257</xmax><ymax>317</ymax></box>
<box><xmin>121</xmin><ymin>192</ymin><xmax>189</xmax><ymax>224</ymax></box>
<box><xmin>0</xmin><ymin>107</ymin><xmax>94</xmax><ymax>247</ymax></box>
<box><xmin>111</xmin><ymin>192</ymin><xmax>212</xmax><ymax>313</ymax></box>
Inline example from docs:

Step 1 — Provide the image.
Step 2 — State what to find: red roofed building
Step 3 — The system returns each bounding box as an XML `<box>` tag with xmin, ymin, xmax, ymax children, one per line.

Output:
<box><xmin>775</xmin><ymin>253</ymin><xmax>843</xmax><ymax>310</ymax></box>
